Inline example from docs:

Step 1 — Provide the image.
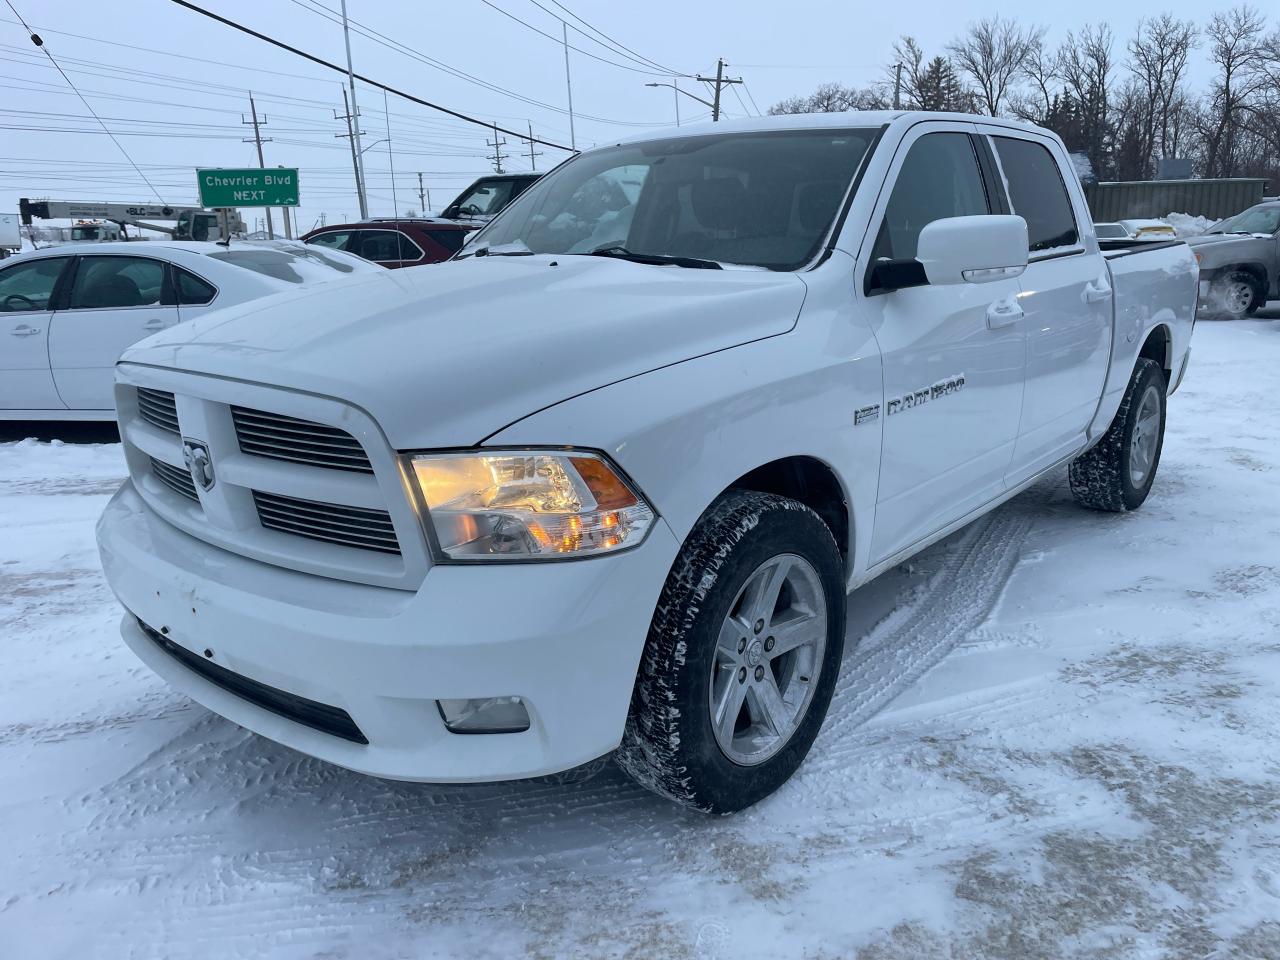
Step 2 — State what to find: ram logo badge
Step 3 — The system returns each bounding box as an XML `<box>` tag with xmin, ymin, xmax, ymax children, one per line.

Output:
<box><xmin>182</xmin><ymin>439</ymin><xmax>216</xmax><ymax>491</ymax></box>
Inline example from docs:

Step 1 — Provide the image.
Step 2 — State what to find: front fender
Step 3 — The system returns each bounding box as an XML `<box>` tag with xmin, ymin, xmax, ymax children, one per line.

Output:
<box><xmin>483</xmin><ymin>304</ymin><xmax>883</xmax><ymax>584</ymax></box>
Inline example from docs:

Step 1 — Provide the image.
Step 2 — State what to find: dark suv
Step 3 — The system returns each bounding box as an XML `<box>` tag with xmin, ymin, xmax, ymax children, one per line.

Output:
<box><xmin>439</xmin><ymin>174</ymin><xmax>541</xmax><ymax>224</ymax></box>
<box><xmin>301</xmin><ymin>220</ymin><xmax>472</xmax><ymax>269</ymax></box>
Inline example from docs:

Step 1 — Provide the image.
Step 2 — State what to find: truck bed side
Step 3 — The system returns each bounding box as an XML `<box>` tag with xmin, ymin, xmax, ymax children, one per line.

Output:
<box><xmin>1089</xmin><ymin>242</ymin><xmax>1198</xmax><ymax>438</ymax></box>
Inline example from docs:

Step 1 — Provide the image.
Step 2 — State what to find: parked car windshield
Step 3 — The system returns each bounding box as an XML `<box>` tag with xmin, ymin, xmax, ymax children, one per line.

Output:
<box><xmin>463</xmin><ymin>128</ymin><xmax>877</xmax><ymax>271</ymax></box>
<box><xmin>1210</xmin><ymin>205</ymin><xmax>1280</xmax><ymax>235</ymax></box>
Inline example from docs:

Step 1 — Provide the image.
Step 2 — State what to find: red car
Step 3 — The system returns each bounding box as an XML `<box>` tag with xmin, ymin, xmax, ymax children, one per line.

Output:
<box><xmin>301</xmin><ymin>219</ymin><xmax>473</xmax><ymax>269</ymax></box>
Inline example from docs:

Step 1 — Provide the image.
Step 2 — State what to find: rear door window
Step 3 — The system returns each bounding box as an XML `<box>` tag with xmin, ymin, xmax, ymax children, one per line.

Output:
<box><xmin>0</xmin><ymin>257</ymin><xmax>70</xmax><ymax>311</ymax></box>
<box><xmin>352</xmin><ymin>230</ymin><xmax>404</xmax><ymax>263</ymax></box>
<box><xmin>69</xmin><ymin>257</ymin><xmax>165</xmax><ymax>309</ymax></box>
<box><xmin>992</xmin><ymin>136</ymin><xmax>1079</xmax><ymax>253</ymax></box>
<box><xmin>175</xmin><ymin>268</ymin><xmax>217</xmax><ymax>305</ymax></box>
<box><xmin>425</xmin><ymin>230</ymin><xmax>467</xmax><ymax>254</ymax></box>
<box><xmin>395</xmin><ymin>232</ymin><xmax>424</xmax><ymax>261</ymax></box>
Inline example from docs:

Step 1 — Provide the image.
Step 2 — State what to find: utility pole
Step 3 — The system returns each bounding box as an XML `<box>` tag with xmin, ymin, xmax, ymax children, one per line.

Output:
<box><xmin>561</xmin><ymin>21</ymin><xmax>576</xmax><ymax>149</ymax></box>
<box><xmin>695</xmin><ymin>59</ymin><xmax>743</xmax><ymax>122</ymax></box>
<box><xmin>893</xmin><ymin>62</ymin><xmax>903</xmax><ymax>110</ymax></box>
<box><xmin>673</xmin><ymin>77</ymin><xmax>680</xmax><ymax>126</ymax></box>
<box><xmin>339</xmin><ymin>0</ymin><xmax>369</xmax><ymax>218</ymax></box>
<box><xmin>277</xmin><ymin>166</ymin><xmax>294</xmax><ymax>239</ymax></box>
<box><xmin>523</xmin><ymin>121</ymin><xmax>543</xmax><ymax>170</ymax></box>
<box><xmin>486</xmin><ymin>122</ymin><xmax>509</xmax><ymax>174</ymax></box>
<box><xmin>335</xmin><ymin>87</ymin><xmax>366</xmax><ymax>221</ymax></box>
<box><xmin>243</xmin><ymin>93</ymin><xmax>275</xmax><ymax>240</ymax></box>
<box><xmin>383</xmin><ymin>88</ymin><xmax>399</xmax><ymax>220</ymax></box>
<box><xmin>417</xmin><ymin>172</ymin><xmax>429</xmax><ymax>215</ymax></box>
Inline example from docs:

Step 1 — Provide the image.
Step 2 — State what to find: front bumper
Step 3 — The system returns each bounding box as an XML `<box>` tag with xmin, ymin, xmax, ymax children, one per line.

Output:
<box><xmin>97</xmin><ymin>481</ymin><xmax>680</xmax><ymax>782</ymax></box>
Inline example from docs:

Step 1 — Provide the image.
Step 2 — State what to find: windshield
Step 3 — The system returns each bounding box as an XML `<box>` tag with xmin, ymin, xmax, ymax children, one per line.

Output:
<box><xmin>1211</xmin><ymin>205</ymin><xmax>1280</xmax><ymax>235</ymax></box>
<box><xmin>450</xmin><ymin>180</ymin><xmax>518</xmax><ymax>219</ymax></box>
<box><xmin>464</xmin><ymin>129</ymin><xmax>876</xmax><ymax>271</ymax></box>
<box><xmin>71</xmin><ymin>227</ymin><xmax>103</xmax><ymax>241</ymax></box>
<box><xmin>204</xmin><ymin>246</ymin><xmax>360</xmax><ymax>283</ymax></box>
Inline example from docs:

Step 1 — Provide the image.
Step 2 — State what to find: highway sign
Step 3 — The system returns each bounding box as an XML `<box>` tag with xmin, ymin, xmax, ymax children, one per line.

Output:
<box><xmin>196</xmin><ymin>168</ymin><xmax>299</xmax><ymax>207</ymax></box>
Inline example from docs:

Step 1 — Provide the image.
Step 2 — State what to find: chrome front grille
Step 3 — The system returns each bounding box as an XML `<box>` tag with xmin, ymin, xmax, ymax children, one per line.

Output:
<box><xmin>119</xmin><ymin>372</ymin><xmax>426</xmax><ymax>589</ymax></box>
<box><xmin>150</xmin><ymin>456</ymin><xmax>199</xmax><ymax>502</ymax></box>
<box><xmin>253</xmin><ymin>491</ymin><xmax>401</xmax><ymax>555</ymax></box>
<box><xmin>231</xmin><ymin>406</ymin><xmax>373</xmax><ymax>474</ymax></box>
<box><xmin>137</xmin><ymin>388</ymin><xmax>179</xmax><ymax>435</ymax></box>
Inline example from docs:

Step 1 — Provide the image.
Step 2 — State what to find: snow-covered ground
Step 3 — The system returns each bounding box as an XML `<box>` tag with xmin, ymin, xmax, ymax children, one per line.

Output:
<box><xmin>3</xmin><ymin>314</ymin><xmax>1280</xmax><ymax>959</ymax></box>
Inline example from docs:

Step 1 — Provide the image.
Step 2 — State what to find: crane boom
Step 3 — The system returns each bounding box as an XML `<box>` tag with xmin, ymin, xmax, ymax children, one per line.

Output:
<box><xmin>19</xmin><ymin>199</ymin><xmax>245</xmax><ymax>241</ymax></box>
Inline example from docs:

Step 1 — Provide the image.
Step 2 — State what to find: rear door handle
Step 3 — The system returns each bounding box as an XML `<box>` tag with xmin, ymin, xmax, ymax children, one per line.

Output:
<box><xmin>142</xmin><ymin>318</ymin><xmax>167</xmax><ymax>330</ymax></box>
<box><xmin>986</xmin><ymin>297</ymin><xmax>1024</xmax><ymax>329</ymax></box>
<box><xmin>1083</xmin><ymin>281</ymin><xmax>1112</xmax><ymax>303</ymax></box>
<box><xmin>9</xmin><ymin>324</ymin><xmax>41</xmax><ymax>337</ymax></box>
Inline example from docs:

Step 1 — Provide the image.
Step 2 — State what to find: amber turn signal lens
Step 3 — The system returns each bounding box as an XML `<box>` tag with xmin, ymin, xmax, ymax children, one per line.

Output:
<box><xmin>570</xmin><ymin>456</ymin><xmax>638</xmax><ymax>509</ymax></box>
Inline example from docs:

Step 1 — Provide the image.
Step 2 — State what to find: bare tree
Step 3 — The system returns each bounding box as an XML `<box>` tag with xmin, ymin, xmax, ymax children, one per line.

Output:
<box><xmin>1059</xmin><ymin>24</ymin><xmax>1116</xmax><ymax>178</ymax></box>
<box><xmin>769</xmin><ymin>82</ymin><xmax>889</xmax><ymax>115</ymax></box>
<box><xmin>1127</xmin><ymin>14</ymin><xmax>1198</xmax><ymax>176</ymax></box>
<box><xmin>948</xmin><ymin>16</ymin><xmax>1045</xmax><ymax>116</ymax></box>
<box><xmin>1198</xmin><ymin>5</ymin><xmax>1272</xmax><ymax>176</ymax></box>
<box><xmin>890</xmin><ymin>37</ymin><xmax>973</xmax><ymax>112</ymax></box>
<box><xmin>1009</xmin><ymin>34</ymin><xmax>1060</xmax><ymax>124</ymax></box>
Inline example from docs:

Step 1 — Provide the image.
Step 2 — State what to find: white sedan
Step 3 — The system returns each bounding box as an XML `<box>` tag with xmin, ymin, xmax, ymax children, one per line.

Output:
<box><xmin>0</xmin><ymin>240</ymin><xmax>377</xmax><ymax>420</ymax></box>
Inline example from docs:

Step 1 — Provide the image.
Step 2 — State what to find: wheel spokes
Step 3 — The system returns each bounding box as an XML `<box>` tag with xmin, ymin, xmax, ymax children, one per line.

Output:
<box><xmin>746</xmin><ymin>674</ymin><xmax>791</xmax><ymax>738</ymax></box>
<box><xmin>713</xmin><ymin>675</ymin><xmax>748</xmax><ymax>743</ymax></box>
<box><xmin>766</xmin><ymin>608</ymin><xmax>822</xmax><ymax>658</ymax></box>
<box><xmin>742</xmin><ymin>556</ymin><xmax>791</xmax><ymax>626</ymax></box>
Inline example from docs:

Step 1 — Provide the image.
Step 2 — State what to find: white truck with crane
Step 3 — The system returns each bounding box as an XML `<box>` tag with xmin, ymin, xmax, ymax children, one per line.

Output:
<box><xmin>19</xmin><ymin>199</ymin><xmax>246</xmax><ymax>244</ymax></box>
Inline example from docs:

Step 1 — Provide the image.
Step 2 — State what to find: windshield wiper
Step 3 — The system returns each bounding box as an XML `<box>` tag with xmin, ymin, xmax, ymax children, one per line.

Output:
<box><xmin>587</xmin><ymin>244</ymin><xmax>722</xmax><ymax>270</ymax></box>
<box><xmin>459</xmin><ymin>241</ymin><xmax>534</xmax><ymax>260</ymax></box>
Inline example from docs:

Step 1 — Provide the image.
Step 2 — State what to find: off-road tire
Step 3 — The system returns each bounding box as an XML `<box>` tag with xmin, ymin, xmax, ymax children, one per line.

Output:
<box><xmin>1069</xmin><ymin>358</ymin><xmax>1167</xmax><ymax>512</ymax></box>
<box><xmin>615</xmin><ymin>491</ymin><xmax>845</xmax><ymax>814</ymax></box>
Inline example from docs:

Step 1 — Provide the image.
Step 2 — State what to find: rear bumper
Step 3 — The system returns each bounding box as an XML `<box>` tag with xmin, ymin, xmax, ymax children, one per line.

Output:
<box><xmin>98</xmin><ymin>481</ymin><xmax>680</xmax><ymax>781</ymax></box>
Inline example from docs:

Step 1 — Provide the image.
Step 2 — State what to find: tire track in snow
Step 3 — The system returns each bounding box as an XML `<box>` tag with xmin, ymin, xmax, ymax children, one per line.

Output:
<box><xmin>825</xmin><ymin>510</ymin><xmax>1033</xmax><ymax>737</ymax></box>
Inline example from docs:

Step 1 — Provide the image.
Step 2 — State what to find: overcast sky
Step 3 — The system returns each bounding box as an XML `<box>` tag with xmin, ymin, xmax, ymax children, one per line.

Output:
<box><xmin>3</xmin><ymin>0</ymin><xmax>1230</xmax><ymax>232</ymax></box>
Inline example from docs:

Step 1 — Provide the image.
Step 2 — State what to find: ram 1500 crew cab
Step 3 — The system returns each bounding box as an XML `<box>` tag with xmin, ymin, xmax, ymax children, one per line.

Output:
<box><xmin>96</xmin><ymin>112</ymin><xmax>1197</xmax><ymax>813</ymax></box>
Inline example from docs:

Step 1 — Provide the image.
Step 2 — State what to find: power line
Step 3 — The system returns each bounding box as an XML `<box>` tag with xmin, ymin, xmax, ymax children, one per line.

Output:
<box><xmin>542</xmin><ymin>0</ymin><xmax>686</xmax><ymax>77</ymax></box>
<box><xmin>3</xmin><ymin>0</ymin><xmax>165</xmax><ymax>201</ymax></box>
<box><xmin>474</xmin><ymin>0</ymin><xmax>671</xmax><ymax>76</ymax></box>
<box><xmin>167</xmin><ymin>0</ymin><xmax>573</xmax><ymax>151</ymax></box>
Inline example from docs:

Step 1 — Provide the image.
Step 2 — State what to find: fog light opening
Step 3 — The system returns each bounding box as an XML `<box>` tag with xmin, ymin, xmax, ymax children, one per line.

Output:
<box><xmin>437</xmin><ymin>696</ymin><xmax>531</xmax><ymax>734</ymax></box>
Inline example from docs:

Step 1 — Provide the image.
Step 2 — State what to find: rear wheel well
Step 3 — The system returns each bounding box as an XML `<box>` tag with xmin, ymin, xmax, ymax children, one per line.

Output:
<box><xmin>1138</xmin><ymin>324</ymin><xmax>1172</xmax><ymax>380</ymax></box>
<box><xmin>729</xmin><ymin>456</ymin><xmax>849</xmax><ymax>567</ymax></box>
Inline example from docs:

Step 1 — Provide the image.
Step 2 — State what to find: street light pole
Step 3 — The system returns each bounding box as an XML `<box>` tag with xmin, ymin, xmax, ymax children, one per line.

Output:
<box><xmin>645</xmin><ymin>81</ymin><xmax>714</xmax><ymax>125</ymax></box>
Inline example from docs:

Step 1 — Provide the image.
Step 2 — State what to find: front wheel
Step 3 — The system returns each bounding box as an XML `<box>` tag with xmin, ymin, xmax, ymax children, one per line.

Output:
<box><xmin>616</xmin><ymin>491</ymin><xmax>845</xmax><ymax>814</ymax></box>
<box><xmin>1069</xmin><ymin>358</ymin><xmax>1167</xmax><ymax>512</ymax></box>
<box><xmin>1209</xmin><ymin>271</ymin><xmax>1260</xmax><ymax>320</ymax></box>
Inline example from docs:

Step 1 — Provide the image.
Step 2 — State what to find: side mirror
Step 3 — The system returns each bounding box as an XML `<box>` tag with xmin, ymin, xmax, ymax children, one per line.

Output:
<box><xmin>916</xmin><ymin>215</ymin><xmax>1028</xmax><ymax>285</ymax></box>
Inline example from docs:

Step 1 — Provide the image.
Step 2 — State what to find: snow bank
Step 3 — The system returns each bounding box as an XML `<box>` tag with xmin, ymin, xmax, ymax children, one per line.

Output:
<box><xmin>1162</xmin><ymin>212</ymin><xmax>1214</xmax><ymax>237</ymax></box>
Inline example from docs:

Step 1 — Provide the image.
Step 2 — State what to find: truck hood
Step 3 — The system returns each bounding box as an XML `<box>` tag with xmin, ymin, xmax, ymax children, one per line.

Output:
<box><xmin>121</xmin><ymin>255</ymin><xmax>808</xmax><ymax>448</ymax></box>
<box><xmin>1184</xmin><ymin>232</ymin><xmax>1273</xmax><ymax>268</ymax></box>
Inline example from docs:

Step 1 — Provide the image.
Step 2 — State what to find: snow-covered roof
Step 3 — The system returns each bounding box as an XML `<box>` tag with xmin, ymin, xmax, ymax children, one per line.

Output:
<box><xmin>606</xmin><ymin>110</ymin><xmax>1052</xmax><ymax>148</ymax></box>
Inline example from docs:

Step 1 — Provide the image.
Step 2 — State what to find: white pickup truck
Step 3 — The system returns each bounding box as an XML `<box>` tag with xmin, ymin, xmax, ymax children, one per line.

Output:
<box><xmin>96</xmin><ymin>112</ymin><xmax>1197</xmax><ymax>813</ymax></box>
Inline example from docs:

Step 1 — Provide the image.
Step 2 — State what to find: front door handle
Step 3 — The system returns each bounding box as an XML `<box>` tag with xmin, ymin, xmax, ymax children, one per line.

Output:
<box><xmin>142</xmin><ymin>318</ymin><xmax>167</xmax><ymax>330</ymax></box>
<box><xmin>986</xmin><ymin>296</ymin><xmax>1024</xmax><ymax>329</ymax></box>
<box><xmin>9</xmin><ymin>324</ymin><xmax>41</xmax><ymax>337</ymax></box>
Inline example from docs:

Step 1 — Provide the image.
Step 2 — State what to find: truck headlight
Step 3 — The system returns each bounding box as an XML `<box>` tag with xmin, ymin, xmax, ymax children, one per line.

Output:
<box><xmin>408</xmin><ymin>450</ymin><xmax>655</xmax><ymax>560</ymax></box>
